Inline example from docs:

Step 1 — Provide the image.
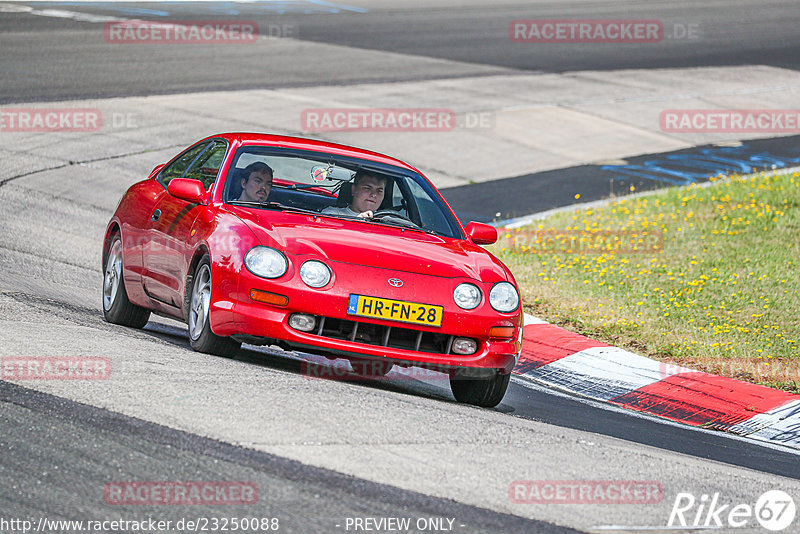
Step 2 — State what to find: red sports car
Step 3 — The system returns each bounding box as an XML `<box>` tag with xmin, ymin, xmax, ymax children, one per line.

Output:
<box><xmin>103</xmin><ymin>133</ymin><xmax>522</xmax><ymax>407</ymax></box>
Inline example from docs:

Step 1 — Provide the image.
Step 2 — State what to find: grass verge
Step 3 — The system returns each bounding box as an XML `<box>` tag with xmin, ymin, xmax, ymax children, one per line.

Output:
<box><xmin>490</xmin><ymin>170</ymin><xmax>800</xmax><ymax>393</ymax></box>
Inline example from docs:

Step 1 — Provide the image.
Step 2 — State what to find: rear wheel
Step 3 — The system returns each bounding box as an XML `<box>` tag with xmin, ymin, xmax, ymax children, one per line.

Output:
<box><xmin>188</xmin><ymin>257</ymin><xmax>241</xmax><ymax>358</ymax></box>
<box><xmin>102</xmin><ymin>234</ymin><xmax>150</xmax><ymax>328</ymax></box>
<box><xmin>450</xmin><ymin>370</ymin><xmax>510</xmax><ymax>408</ymax></box>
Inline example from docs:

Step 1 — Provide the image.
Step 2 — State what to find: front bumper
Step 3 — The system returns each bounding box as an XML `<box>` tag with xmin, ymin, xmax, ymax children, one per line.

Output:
<box><xmin>214</xmin><ymin>261</ymin><xmax>522</xmax><ymax>373</ymax></box>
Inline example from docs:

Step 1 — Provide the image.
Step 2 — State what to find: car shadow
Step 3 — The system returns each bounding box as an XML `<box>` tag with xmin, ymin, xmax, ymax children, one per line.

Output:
<box><xmin>141</xmin><ymin>319</ymin><xmax>456</xmax><ymax>405</ymax></box>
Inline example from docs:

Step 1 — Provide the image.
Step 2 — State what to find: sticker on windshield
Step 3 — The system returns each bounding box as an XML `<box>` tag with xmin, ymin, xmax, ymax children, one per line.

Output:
<box><xmin>311</xmin><ymin>166</ymin><xmax>328</xmax><ymax>182</ymax></box>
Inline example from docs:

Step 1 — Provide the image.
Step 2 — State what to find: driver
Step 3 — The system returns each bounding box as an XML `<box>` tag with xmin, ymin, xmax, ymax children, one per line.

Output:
<box><xmin>237</xmin><ymin>162</ymin><xmax>273</xmax><ymax>203</ymax></box>
<box><xmin>322</xmin><ymin>171</ymin><xmax>386</xmax><ymax>218</ymax></box>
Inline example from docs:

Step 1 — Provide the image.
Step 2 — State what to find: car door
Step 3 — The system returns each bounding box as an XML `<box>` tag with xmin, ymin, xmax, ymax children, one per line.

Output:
<box><xmin>142</xmin><ymin>139</ymin><xmax>227</xmax><ymax>309</ymax></box>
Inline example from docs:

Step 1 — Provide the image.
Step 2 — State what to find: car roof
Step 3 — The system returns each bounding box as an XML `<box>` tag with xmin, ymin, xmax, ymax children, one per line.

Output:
<box><xmin>202</xmin><ymin>132</ymin><xmax>419</xmax><ymax>173</ymax></box>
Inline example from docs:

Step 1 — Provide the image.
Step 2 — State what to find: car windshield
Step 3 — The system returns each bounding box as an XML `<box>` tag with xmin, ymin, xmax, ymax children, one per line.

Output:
<box><xmin>223</xmin><ymin>147</ymin><xmax>463</xmax><ymax>239</ymax></box>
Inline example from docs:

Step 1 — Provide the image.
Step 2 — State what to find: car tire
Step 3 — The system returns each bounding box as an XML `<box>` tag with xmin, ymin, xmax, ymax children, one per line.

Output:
<box><xmin>449</xmin><ymin>371</ymin><xmax>510</xmax><ymax>408</ymax></box>
<box><xmin>187</xmin><ymin>256</ymin><xmax>241</xmax><ymax>358</ymax></box>
<box><xmin>102</xmin><ymin>234</ymin><xmax>150</xmax><ymax>329</ymax></box>
<box><xmin>349</xmin><ymin>358</ymin><xmax>393</xmax><ymax>377</ymax></box>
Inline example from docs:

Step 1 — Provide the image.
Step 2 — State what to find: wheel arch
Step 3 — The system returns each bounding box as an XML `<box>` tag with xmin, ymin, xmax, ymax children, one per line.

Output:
<box><xmin>102</xmin><ymin>221</ymin><xmax>122</xmax><ymax>270</ymax></box>
<box><xmin>185</xmin><ymin>213</ymin><xmax>262</xmax><ymax>335</ymax></box>
<box><xmin>183</xmin><ymin>244</ymin><xmax>211</xmax><ymax>320</ymax></box>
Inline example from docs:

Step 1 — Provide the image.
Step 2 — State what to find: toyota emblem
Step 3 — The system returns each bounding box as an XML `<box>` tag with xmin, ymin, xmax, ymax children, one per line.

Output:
<box><xmin>388</xmin><ymin>278</ymin><xmax>403</xmax><ymax>288</ymax></box>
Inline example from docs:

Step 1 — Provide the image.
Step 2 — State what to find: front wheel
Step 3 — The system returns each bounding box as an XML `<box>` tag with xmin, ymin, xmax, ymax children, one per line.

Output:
<box><xmin>187</xmin><ymin>257</ymin><xmax>241</xmax><ymax>358</ymax></box>
<box><xmin>450</xmin><ymin>371</ymin><xmax>510</xmax><ymax>408</ymax></box>
<box><xmin>102</xmin><ymin>234</ymin><xmax>150</xmax><ymax>328</ymax></box>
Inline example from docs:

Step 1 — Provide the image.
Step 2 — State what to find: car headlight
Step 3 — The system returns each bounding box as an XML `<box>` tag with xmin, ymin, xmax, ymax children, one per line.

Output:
<box><xmin>454</xmin><ymin>283</ymin><xmax>481</xmax><ymax>310</ymax></box>
<box><xmin>489</xmin><ymin>282</ymin><xmax>519</xmax><ymax>313</ymax></box>
<box><xmin>244</xmin><ymin>246</ymin><xmax>288</xmax><ymax>279</ymax></box>
<box><xmin>300</xmin><ymin>260</ymin><xmax>331</xmax><ymax>288</ymax></box>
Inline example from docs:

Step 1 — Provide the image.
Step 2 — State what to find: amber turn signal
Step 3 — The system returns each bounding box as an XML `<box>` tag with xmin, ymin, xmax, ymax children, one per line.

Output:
<box><xmin>489</xmin><ymin>326</ymin><xmax>515</xmax><ymax>339</ymax></box>
<box><xmin>249</xmin><ymin>289</ymin><xmax>289</xmax><ymax>306</ymax></box>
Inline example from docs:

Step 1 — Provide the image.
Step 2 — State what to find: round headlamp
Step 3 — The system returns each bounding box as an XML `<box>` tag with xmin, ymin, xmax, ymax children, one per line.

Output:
<box><xmin>244</xmin><ymin>246</ymin><xmax>288</xmax><ymax>279</ymax></box>
<box><xmin>489</xmin><ymin>282</ymin><xmax>519</xmax><ymax>313</ymax></box>
<box><xmin>300</xmin><ymin>260</ymin><xmax>331</xmax><ymax>288</ymax></box>
<box><xmin>454</xmin><ymin>283</ymin><xmax>481</xmax><ymax>310</ymax></box>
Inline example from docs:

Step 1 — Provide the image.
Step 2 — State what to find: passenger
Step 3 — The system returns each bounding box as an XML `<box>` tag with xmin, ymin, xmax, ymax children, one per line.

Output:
<box><xmin>322</xmin><ymin>170</ymin><xmax>386</xmax><ymax>218</ymax></box>
<box><xmin>237</xmin><ymin>162</ymin><xmax>273</xmax><ymax>203</ymax></box>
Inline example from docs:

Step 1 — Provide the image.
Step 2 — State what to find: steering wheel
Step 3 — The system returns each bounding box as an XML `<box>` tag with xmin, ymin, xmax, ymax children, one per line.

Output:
<box><xmin>371</xmin><ymin>209</ymin><xmax>420</xmax><ymax>229</ymax></box>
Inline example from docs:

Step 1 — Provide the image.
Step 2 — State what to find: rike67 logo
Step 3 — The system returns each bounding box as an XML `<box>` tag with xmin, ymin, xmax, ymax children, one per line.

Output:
<box><xmin>668</xmin><ymin>490</ymin><xmax>796</xmax><ymax>531</ymax></box>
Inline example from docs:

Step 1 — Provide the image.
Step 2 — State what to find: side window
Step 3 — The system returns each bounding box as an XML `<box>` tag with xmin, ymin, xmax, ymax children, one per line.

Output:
<box><xmin>391</xmin><ymin>180</ymin><xmax>411</xmax><ymax>217</ymax></box>
<box><xmin>158</xmin><ymin>142</ymin><xmax>209</xmax><ymax>187</ymax></box>
<box><xmin>183</xmin><ymin>140</ymin><xmax>228</xmax><ymax>189</ymax></box>
<box><xmin>392</xmin><ymin>183</ymin><xmax>405</xmax><ymax>208</ymax></box>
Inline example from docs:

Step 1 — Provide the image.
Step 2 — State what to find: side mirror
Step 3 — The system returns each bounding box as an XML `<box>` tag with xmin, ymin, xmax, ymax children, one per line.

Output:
<box><xmin>167</xmin><ymin>178</ymin><xmax>207</xmax><ymax>204</ymax></box>
<box><xmin>465</xmin><ymin>221</ymin><xmax>498</xmax><ymax>245</ymax></box>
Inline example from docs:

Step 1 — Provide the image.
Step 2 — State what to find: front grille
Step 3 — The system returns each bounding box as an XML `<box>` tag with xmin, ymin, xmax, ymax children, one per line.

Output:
<box><xmin>299</xmin><ymin>316</ymin><xmax>457</xmax><ymax>355</ymax></box>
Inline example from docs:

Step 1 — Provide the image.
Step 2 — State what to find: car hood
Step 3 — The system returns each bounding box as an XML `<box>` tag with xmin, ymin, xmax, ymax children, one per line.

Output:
<box><xmin>227</xmin><ymin>207</ymin><xmax>509</xmax><ymax>282</ymax></box>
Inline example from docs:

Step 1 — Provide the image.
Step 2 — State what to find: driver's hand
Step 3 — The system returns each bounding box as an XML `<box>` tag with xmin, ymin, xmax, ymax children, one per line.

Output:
<box><xmin>356</xmin><ymin>210</ymin><xmax>374</xmax><ymax>219</ymax></box>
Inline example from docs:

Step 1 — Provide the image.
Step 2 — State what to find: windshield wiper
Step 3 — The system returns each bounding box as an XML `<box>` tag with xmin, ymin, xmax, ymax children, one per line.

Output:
<box><xmin>368</xmin><ymin>219</ymin><xmax>441</xmax><ymax>236</ymax></box>
<box><xmin>227</xmin><ymin>200</ymin><xmax>270</xmax><ymax>208</ymax></box>
<box><xmin>284</xmin><ymin>183</ymin><xmax>331</xmax><ymax>190</ymax></box>
<box><xmin>227</xmin><ymin>201</ymin><xmax>320</xmax><ymax>216</ymax></box>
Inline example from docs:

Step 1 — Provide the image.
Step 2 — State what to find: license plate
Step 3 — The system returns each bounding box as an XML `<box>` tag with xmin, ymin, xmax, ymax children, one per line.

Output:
<box><xmin>347</xmin><ymin>294</ymin><xmax>443</xmax><ymax>327</ymax></box>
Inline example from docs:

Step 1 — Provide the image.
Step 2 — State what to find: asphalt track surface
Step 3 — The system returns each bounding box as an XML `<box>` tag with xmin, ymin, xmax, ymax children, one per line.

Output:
<box><xmin>2</xmin><ymin>1</ymin><xmax>800</xmax><ymax>533</ymax></box>
<box><xmin>446</xmin><ymin>134</ymin><xmax>800</xmax><ymax>222</ymax></box>
<box><xmin>0</xmin><ymin>381</ymin><xmax>578</xmax><ymax>534</ymax></box>
<box><xmin>2</xmin><ymin>0</ymin><xmax>800</xmax><ymax>103</ymax></box>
